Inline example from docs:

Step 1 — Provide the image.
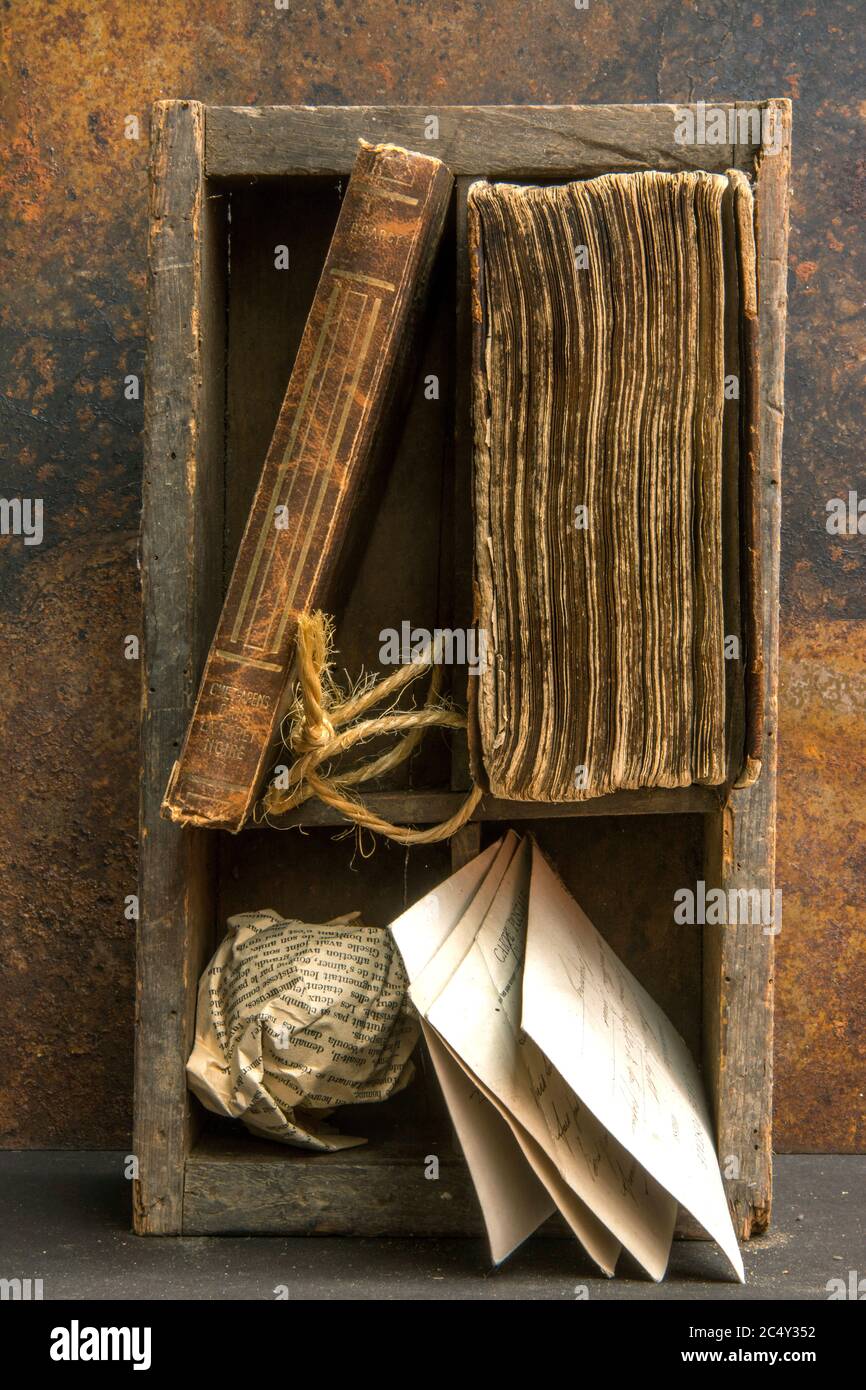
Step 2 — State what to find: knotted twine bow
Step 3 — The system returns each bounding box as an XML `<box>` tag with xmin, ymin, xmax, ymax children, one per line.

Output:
<box><xmin>257</xmin><ymin>612</ymin><xmax>483</xmax><ymax>844</ymax></box>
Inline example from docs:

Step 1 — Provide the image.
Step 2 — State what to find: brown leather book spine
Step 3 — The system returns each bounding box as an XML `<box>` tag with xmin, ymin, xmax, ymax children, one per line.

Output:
<box><xmin>162</xmin><ymin>141</ymin><xmax>453</xmax><ymax>830</ymax></box>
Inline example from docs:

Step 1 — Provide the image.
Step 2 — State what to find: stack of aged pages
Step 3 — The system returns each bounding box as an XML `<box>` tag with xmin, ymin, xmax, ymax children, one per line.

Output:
<box><xmin>469</xmin><ymin>171</ymin><xmax>748</xmax><ymax>801</ymax></box>
<box><xmin>390</xmin><ymin>831</ymin><xmax>744</xmax><ymax>1281</ymax></box>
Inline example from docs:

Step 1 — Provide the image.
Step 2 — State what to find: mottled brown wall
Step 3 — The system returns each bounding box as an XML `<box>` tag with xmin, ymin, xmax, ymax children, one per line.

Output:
<box><xmin>1</xmin><ymin>0</ymin><xmax>863</xmax><ymax>1150</ymax></box>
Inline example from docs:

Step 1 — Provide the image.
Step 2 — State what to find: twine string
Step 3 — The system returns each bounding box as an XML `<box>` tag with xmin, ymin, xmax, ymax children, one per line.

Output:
<box><xmin>258</xmin><ymin>612</ymin><xmax>483</xmax><ymax>844</ymax></box>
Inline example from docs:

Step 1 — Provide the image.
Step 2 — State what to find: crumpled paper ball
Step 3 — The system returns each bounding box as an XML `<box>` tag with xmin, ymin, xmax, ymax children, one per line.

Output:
<box><xmin>187</xmin><ymin>908</ymin><xmax>419</xmax><ymax>1150</ymax></box>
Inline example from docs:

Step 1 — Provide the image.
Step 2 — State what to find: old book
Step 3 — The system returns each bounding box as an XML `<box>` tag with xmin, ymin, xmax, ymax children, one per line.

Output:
<box><xmin>469</xmin><ymin>171</ymin><xmax>752</xmax><ymax>802</ymax></box>
<box><xmin>162</xmin><ymin>141</ymin><xmax>453</xmax><ymax>831</ymax></box>
<box><xmin>390</xmin><ymin>833</ymin><xmax>744</xmax><ymax>1281</ymax></box>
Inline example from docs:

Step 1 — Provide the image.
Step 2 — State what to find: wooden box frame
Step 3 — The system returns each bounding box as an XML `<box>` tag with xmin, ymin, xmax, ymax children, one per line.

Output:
<box><xmin>135</xmin><ymin>102</ymin><xmax>790</xmax><ymax>1240</ymax></box>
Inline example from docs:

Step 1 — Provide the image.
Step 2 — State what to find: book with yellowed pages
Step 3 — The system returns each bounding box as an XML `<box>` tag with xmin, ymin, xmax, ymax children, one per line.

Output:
<box><xmin>389</xmin><ymin>831</ymin><xmax>744</xmax><ymax>1282</ymax></box>
<box><xmin>468</xmin><ymin>170</ymin><xmax>758</xmax><ymax>801</ymax></box>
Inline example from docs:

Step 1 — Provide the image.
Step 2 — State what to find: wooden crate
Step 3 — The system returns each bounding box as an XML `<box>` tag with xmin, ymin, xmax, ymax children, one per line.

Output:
<box><xmin>135</xmin><ymin>101</ymin><xmax>790</xmax><ymax>1240</ymax></box>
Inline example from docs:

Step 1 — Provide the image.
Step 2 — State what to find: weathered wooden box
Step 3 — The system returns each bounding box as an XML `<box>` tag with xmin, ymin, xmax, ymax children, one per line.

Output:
<box><xmin>135</xmin><ymin>102</ymin><xmax>789</xmax><ymax>1240</ymax></box>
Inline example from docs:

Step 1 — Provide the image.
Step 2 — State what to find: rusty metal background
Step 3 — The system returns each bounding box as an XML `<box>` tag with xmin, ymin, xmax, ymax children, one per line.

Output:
<box><xmin>1</xmin><ymin>0</ymin><xmax>863</xmax><ymax>1149</ymax></box>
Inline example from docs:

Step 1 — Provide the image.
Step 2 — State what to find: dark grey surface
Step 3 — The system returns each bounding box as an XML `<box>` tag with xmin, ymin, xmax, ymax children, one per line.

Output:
<box><xmin>1</xmin><ymin>1152</ymin><xmax>862</xmax><ymax>1300</ymax></box>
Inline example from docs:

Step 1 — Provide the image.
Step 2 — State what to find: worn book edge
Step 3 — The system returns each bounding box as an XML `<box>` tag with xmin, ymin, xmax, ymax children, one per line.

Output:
<box><xmin>467</xmin><ymin>171</ymin><xmax>756</xmax><ymax>803</ymax></box>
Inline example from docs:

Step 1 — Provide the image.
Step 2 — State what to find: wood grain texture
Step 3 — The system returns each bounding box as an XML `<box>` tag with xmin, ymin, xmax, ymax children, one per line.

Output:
<box><xmin>205</xmin><ymin>104</ymin><xmax>759</xmax><ymax>179</ymax></box>
<box><xmin>134</xmin><ymin>100</ymin><xmax>225</xmax><ymax>1234</ymax></box>
<box><xmin>183</xmin><ymin>1129</ymin><xmax>483</xmax><ymax>1236</ymax></box>
<box><xmin>183</xmin><ymin>1129</ymin><xmax>707</xmax><ymax>1240</ymax></box>
<box><xmin>730</xmin><ymin>170</ymin><xmax>764</xmax><ymax>786</ymax></box>
<box><xmin>719</xmin><ymin>177</ymin><xmax>746</xmax><ymax>792</ymax></box>
<box><xmin>262</xmin><ymin>785</ymin><xmax>720</xmax><ymax>827</ymax></box>
<box><xmin>703</xmin><ymin>100</ymin><xmax>791</xmax><ymax>1239</ymax></box>
<box><xmin>449</xmin><ymin>822</ymin><xmax>482</xmax><ymax>872</ymax></box>
<box><xmin>223</xmin><ymin>180</ymin><xmax>343</xmax><ymax>582</ymax></box>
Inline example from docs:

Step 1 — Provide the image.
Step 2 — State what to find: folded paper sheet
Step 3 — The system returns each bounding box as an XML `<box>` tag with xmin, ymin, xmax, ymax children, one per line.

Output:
<box><xmin>389</xmin><ymin>834</ymin><xmax>744</xmax><ymax>1282</ymax></box>
<box><xmin>187</xmin><ymin>909</ymin><xmax>418</xmax><ymax>1151</ymax></box>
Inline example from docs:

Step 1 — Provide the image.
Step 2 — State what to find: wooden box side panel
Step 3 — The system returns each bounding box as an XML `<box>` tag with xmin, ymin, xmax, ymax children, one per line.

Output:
<box><xmin>205</xmin><ymin>104</ymin><xmax>763</xmax><ymax>179</ymax></box>
<box><xmin>134</xmin><ymin>100</ymin><xmax>226</xmax><ymax>1234</ymax></box>
<box><xmin>703</xmin><ymin>100</ymin><xmax>791</xmax><ymax>1239</ymax></box>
